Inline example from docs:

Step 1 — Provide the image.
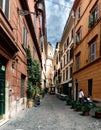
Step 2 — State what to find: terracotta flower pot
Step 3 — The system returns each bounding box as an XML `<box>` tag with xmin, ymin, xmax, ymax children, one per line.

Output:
<box><xmin>27</xmin><ymin>100</ymin><xmax>34</xmax><ymax>108</ymax></box>
<box><xmin>95</xmin><ymin>112</ymin><xmax>101</xmax><ymax>119</ymax></box>
<box><xmin>83</xmin><ymin>111</ymin><xmax>89</xmax><ymax>116</ymax></box>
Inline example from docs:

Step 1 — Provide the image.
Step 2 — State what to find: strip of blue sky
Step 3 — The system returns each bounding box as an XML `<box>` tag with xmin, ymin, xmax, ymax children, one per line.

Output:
<box><xmin>45</xmin><ymin>0</ymin><xmax>75</xmax><ymax>49</ymax></box>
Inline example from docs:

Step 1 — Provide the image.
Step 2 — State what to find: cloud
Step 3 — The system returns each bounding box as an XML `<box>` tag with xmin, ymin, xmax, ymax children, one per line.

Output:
<box><xmin>45</xmin><ymin>0</ymin><xmax>75</xmax><ymax>49</ymax></box>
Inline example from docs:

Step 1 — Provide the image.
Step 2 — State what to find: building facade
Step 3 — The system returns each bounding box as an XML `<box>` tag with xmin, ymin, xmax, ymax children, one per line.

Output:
<box><xmin>52</xmin><ymin>42</ymin><xmax>61</xmax><ymax>94</ymax></box>
<box><xmin>58</xmin><ymin>10</ymin><xmax>74</xmax><ymax>97</ymax></box>
<box><xmin>73</xmin><ymin>0</ymin><xmax>101</xmax><ymax>100</ymax></box>
<box><xmin>46</xmin><ymin>42</ymin><xmax>53</xmax><ymax>92</ymax></box>
<box><xmin>0</xmin><ymin>0</ymin><xmax>46</xmax><ymax>121</ymax></box>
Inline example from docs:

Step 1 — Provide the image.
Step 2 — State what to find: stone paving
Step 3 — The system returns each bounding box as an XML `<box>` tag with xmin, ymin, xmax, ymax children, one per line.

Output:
<box><xmin>0</xmin><ymin>94</ymin><xmax>101</xmax><ymax>130</ymax></box>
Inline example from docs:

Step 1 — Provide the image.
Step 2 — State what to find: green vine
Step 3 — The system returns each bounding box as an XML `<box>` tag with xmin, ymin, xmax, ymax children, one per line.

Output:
<box><xmin>26</xmin><ymin>45</ymin><xmax>41</xmax><ymax>99</ymax></box>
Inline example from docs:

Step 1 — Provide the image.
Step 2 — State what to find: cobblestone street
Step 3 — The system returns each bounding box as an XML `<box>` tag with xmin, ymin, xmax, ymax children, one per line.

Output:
<box><xmin>0</xmin><ymin>95</ymin><xmax>101</xmax><ymax>130</ymax></box>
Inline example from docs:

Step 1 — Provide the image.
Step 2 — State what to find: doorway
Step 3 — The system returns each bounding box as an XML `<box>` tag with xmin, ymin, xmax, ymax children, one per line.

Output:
<box><xmin>0</xmin><ymin>55</ymin><xmax>7</xmax><ymax>118</ymax></box>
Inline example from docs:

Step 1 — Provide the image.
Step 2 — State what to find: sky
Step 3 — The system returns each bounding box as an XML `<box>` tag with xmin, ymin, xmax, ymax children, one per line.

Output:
<box><xmin>45</xmin><ymin>0</ymin><xmax>75</xmax><ymax>50</ymax></box>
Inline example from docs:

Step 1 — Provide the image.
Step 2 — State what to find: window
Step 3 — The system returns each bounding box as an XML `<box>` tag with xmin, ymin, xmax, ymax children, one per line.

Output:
<box><xmin>64</xmin><ymin>55</ymin><xmax>65</xmax><ymax>66</ymax></box>
<box><xmin>89</xmin><ymin>3</ymin><xmax>99</xmax><ymax>29</ymax></box>
<box><xmin>88</xmin><ymin>79</ymin><xmax>93</xmax><ymax>96</ymax></box>
<box><xmin>63</xmin><ymin>70</ymin><xmax>65</xmax><ymax>81</ymax></box>
<box><xmin>76</xmin><ymin>28</ymin><xmax>82</xmax><ymax>44</ymax></box>
<box><xmin>21</xmin><ymin>74</ymin><xmax>26</xmax><ymax>98</ymax></box>
<box><xmin>67</xmin><ymin>37</ymin><xmax>69</xmax><ymax>46</ymax></box>
<box><xmin>0</xmin><ymin>0</ymin><xmax>3</xmax><ymax>8</ymax></box>
<box><xmin>76</xmin><ymin>54</ymin><xmax>80</xmax><ymax>70</ymax></box>
<box><xmin>67</xmin><ymin>52</ymin><xmax>68</xmax><ymax>63</ymax></box>
<box><xmin>56</xmin><ymin>56</ymin><xmax>58</xmax><ymax>64</ymax></box>
<box><xmin>23</xmin><ymin>27</ymin><xmax>27</xmax><ymax>49</ymax></box>
<box><xmin>70</xmin><ymin>47</ymin><xmax>73</xmax><ymax>59</ymax></box>
<box><xmin>64</xmin><ymin>43</ymin><xmax>66</xmax><ymax>51</ymax></box>
<box><xmin>90</xmin><ymin>42</ymin><xmax>96</xmax><ymax>62</ymax></box>
<box><xmin>59</xmin><ymin>53</ymin><xmax>61</xmax><ymax>61</ymax></box>
<box><xmin>60</xmin><ymin>62</ymin><xmax>62</xmax><ymax>69</ymax></box>
<box><xmin>70</xmin><ymin>67</ymin><xmax>73</xmax><ymax>78</ymax></box>
<box><xmin>71</xmin><ymin>28</ymin><xmax>74</xmax><ymax>39</ymax></box>
<box><xmin>77</xmin><ymin>6</ymin><xmax>81</xmax><ymax>20</ymax></box>
<box><xmin>0</xmin><ymin>0</ymin><xmax>10</xmax><ymax>19</ymax></box>
<box><xmin>66</xmin><ymin>68</ymin><xmax>68</xmax><ymax>80</ymax></box>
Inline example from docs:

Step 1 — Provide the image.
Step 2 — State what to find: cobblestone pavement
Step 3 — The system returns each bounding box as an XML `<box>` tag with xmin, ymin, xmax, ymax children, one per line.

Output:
<box><xmin>0</xmin><ymin>94</ymin><xmax>101</xmax><ymax>130</ymax></box>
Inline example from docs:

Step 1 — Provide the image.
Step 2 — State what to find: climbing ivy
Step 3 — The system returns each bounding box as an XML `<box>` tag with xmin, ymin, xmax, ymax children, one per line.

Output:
<box><xmin>26</xmin><ymin>46</ymin><xmax>41</xmax><ymax>99</ymax></box>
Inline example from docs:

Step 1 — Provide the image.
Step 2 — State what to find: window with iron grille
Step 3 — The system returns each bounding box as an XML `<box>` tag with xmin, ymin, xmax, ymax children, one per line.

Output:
<box><xmin>88</xmin><ymin>3</ymin><xmax>99</xmax><ymax>29</ymax></box>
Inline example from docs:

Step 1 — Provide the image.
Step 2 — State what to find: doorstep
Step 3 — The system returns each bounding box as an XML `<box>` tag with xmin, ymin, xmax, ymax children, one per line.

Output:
<box><xmin>0</xmin><ymin>119</ymin><xmax>9</xmax><ymax>127</ymax></box>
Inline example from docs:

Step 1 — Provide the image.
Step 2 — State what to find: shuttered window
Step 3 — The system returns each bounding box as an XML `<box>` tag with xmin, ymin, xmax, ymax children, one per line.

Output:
<box><xmin>88</xmin><ymin>3</ymin><xmax>99</xmax><ymax>29</ymax></box>
<box><xmin>76</xmin><ymin>28</ymin><xmax>82</xmax><ymax>44</ymax></box>
<box><xmin>77</xmin><ymin>6</ymin><xmax>81</xmax><ymax>20</ymax></box>
<box><xmin>23</xmin><ymin>27</ymin><xmax>27</xmax><ymax>49</ymax></box>
<box><xmin>76</xmin><ymin>54</ymin><xmax>80</xmax><ymax>70</ymax></box>
<box><xmin>0</xmin><ymin>0</ymin><xmax>3</xmax><ymax>8</ymax></box>
<box><xmin>0</xmin><ymin>0</ymin><xmax>10</xmax><ymax>19</ymax></box>
<box><xmin>90</xmin><ymin>42</ymin><xmax>96</xmax><ymax>62</ymax></box>
<box><xmin>5</xmin><ymin>0</ymin><xmax>10</xmax><ymax>18</ymax></box>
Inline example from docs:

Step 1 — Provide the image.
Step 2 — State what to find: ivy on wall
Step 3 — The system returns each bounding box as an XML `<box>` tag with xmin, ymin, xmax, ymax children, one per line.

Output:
<box><xmin>26</xmin><ymin>45</ymin><xmax>41</xmax><ymax>99</ymax></box>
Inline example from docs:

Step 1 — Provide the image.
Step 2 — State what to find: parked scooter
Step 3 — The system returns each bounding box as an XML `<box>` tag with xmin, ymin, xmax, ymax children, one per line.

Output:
<box><xmin>83</xmin><ymin>96</ymin><xmax>95</xmax><ymax>108</ymax></box>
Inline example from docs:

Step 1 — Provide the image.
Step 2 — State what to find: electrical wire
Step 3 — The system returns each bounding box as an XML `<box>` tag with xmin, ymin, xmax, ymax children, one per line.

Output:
<box><xmin>45</xmin><ymin>0</ymin><xmax>72</xmax><ymax>8</ymax></box>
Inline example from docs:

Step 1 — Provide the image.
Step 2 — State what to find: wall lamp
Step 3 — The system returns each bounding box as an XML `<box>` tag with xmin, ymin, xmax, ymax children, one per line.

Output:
<box><xmin>17</xmin><ymin>8</ymin><xmax>36</xmax><ymax>16</ymax></box>
<box><xmin>17</xmin><ymin>1</ymin><xmax>44</xmax><ymax>16</ymax></box>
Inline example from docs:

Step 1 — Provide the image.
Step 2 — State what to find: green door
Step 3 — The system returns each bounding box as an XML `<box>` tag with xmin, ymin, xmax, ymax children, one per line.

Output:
<box><xmin>0</xmin><ymin>66</ymin><xmax>5</xmax><ymax>116</ymax></box>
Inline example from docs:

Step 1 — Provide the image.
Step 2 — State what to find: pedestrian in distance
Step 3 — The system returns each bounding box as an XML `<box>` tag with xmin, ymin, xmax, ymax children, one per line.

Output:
<box><xmin>34</xmin><ymin>94</ymin><xmax>40</xmax><ymax>107</ymax></box>
<box><xmin>78</xmin><ymin>89</ymin><xmax>84</xmax><ymax>103</ymax></box>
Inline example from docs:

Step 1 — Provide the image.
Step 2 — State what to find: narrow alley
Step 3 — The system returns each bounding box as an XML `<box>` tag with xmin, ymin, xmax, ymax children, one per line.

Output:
<box><xmin>0</xmin><ymin>95</ymin><xmax>101</xmax><ymax>130</ymax></box>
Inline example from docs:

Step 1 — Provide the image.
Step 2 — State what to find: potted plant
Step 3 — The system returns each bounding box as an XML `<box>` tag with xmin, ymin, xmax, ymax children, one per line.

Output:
<box><xmin>71</xmin><ymin>100</ymin><xmax>77</xmax><ymax>109</ymax></box>
<box><xmin>94</xmin><ymin>108</ymin><xmax>101</xmax><ymax>119</ymax></box>
<box><xmin>40</xmin><ymin>89</ymin><xmax>45</xmax><ymax>98</ymax></box>
<box><xmin>27</xmin><ymin>82</ymin><xmax>36</xmax><ymax>108</ymax></box>
<box><xmin>66</xmin><ymin>98</ymin><xmax>73</xmax><ymax>106</ymax></box>
<box><xmin>75</xmin><ymin>102</ymin><xmax>82</xmax><ymax>112</ymax></box>
<box><xmin>81</xmin><ymin>104</ymin><xmax>91</xmax><ymax>116</ymax></box>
